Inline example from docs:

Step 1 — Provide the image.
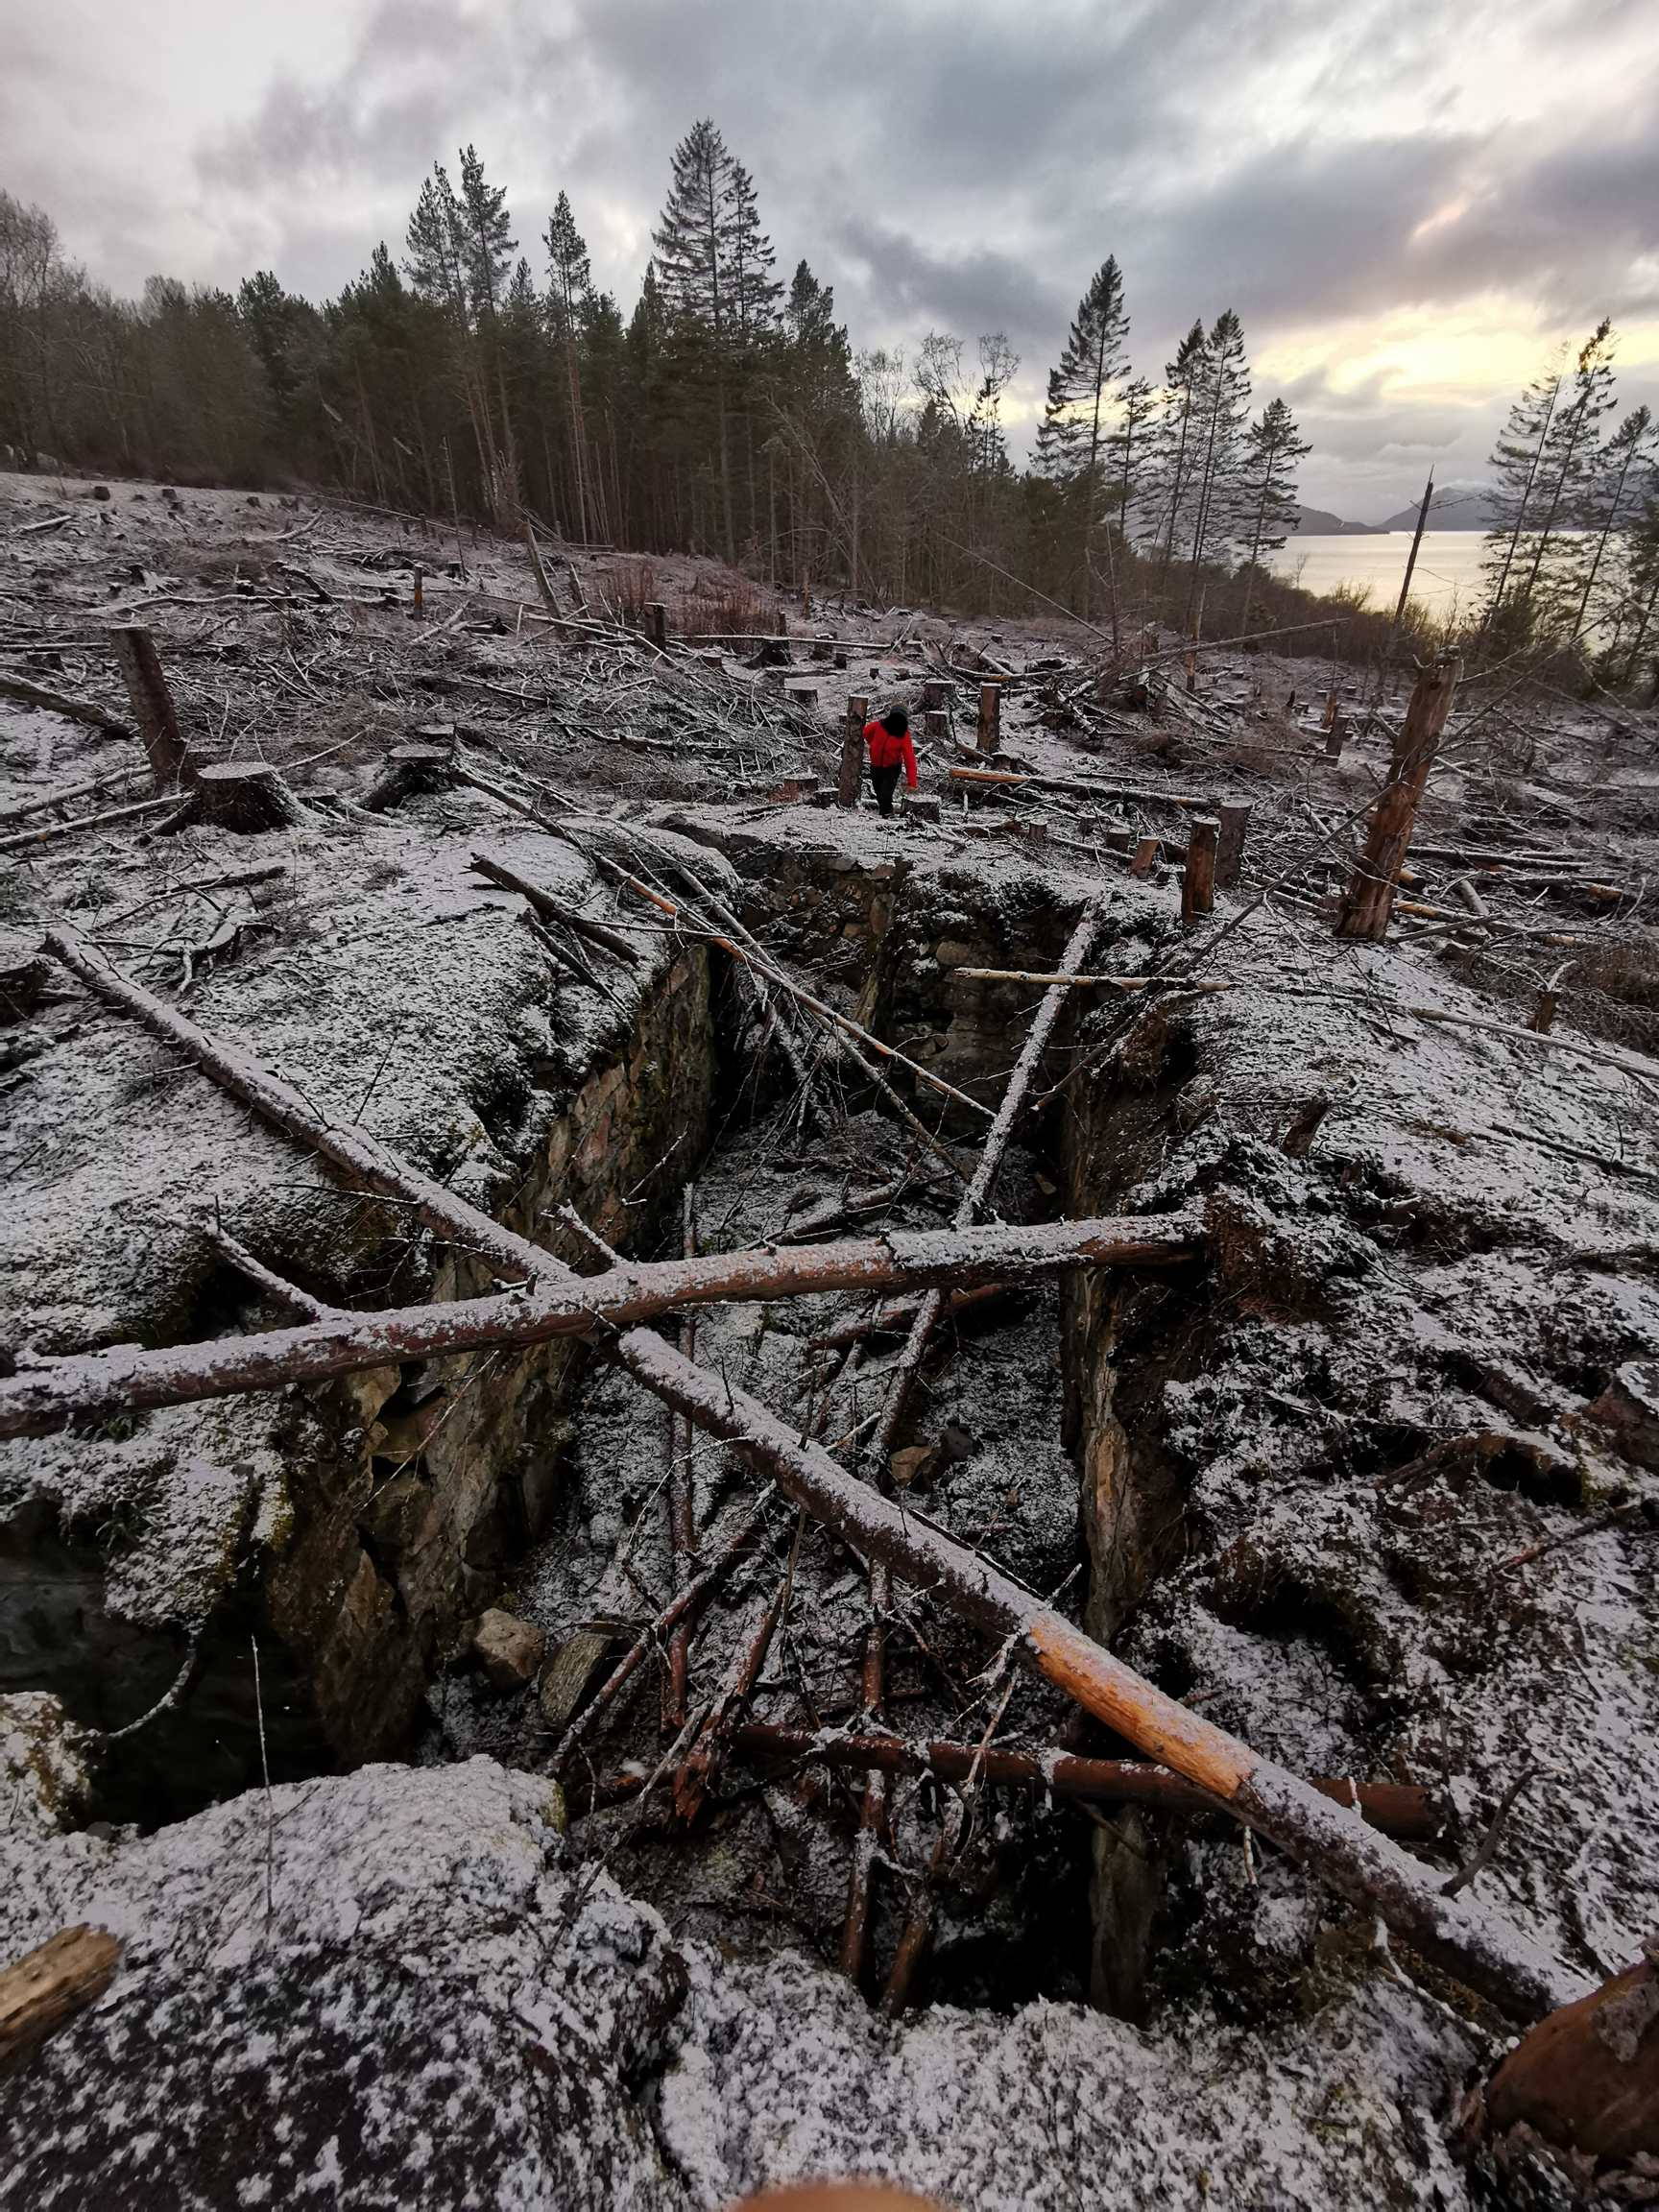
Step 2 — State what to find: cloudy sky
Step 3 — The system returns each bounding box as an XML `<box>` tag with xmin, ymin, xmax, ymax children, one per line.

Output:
<box><xmin>5</xmin><ymin>0</ymin><xmax>1658</xmax><ymax>518</ymax></box>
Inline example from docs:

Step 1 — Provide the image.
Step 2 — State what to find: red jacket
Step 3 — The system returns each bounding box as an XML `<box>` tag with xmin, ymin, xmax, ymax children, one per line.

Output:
<box><xmin>864</xmin><ymin>719</ymin><xmax>919</xmax><ymax>788</ymax></box>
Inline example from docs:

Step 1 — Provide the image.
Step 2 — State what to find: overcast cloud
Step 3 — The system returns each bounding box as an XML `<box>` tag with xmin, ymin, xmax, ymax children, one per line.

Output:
<box><xmin>4</xmin><ymin>0</ymin><xmax>1658</xmax><ymax>517</ymax></box>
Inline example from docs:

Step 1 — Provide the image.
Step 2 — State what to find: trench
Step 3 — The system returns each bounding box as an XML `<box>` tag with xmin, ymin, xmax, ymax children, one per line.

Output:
<box><xmin>17</xmin><ymin>828</ymin><xmax>1203</xmax><ymax>2016</ymax></box>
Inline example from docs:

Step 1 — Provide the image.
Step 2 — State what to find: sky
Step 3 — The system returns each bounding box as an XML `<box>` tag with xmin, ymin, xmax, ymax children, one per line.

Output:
<box><xmin>5</xmin><ymin>0</ymin><xmax>1659</xmax><ymax>520</ymax></box>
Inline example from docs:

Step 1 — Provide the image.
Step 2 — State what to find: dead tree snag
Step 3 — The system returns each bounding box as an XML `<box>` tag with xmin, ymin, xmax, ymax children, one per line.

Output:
<box><xmin>1335</xmin><ymin>654</ymin><xmax>1461</xmax><ymax>940</ymax></box>
<box><xmin>108</xmin><ymin>625</ymin><xmax>192</xmax><ymax>790</ymax></box>
<box><xmin>1182</xmin><ymin>817</ymin><xmax>1219</xmax><ymax>923</ymax></box>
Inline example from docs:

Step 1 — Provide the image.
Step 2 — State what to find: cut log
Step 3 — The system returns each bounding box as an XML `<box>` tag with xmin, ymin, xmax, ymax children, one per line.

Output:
<box><xmin>1335</xmin><ymin>655</ymin><xmax>1461</xmax><ymax>940</ymax></box>
<box><xmin>0</xmin><ymin>1926</ymin><xmax>121</xmax><ymax>2072</ymax></box>
<box><xmin>0</xmin><ymin>673</ymin><xmax>132</xmax><ymax>740</ymax></box>
<box><xmin>108</xmin><ymin>625</ymin><xmax>193</xmax><ymax>790</ymax></box>
<box><xmin>1130</xmin><ymin>835</ymin><xmax>1162</xmax><ymax>878</ymax></box>
<box><xmin>838</xmin><ymin>694</ymin><xmax>869</xmax><ymax>808</ymax></box>
<box><xmin>726</xmin><ymin>1722</ymin><xmax>1443</xmax><ymax>1841</ymax></box>
<box><xmin>0</xmin><ymin>1207</ymin><xmax>1200</xmax><ymax>1439</ymax></box>
<box><xmin>0</xmin><ymin>794</ymin><xmax>177</xmax><ymax>855</ymax></box>
<box><xmin>470</xmin><ymin>854</ymin><xmax>641</xmax><ymax>966</ymax></box>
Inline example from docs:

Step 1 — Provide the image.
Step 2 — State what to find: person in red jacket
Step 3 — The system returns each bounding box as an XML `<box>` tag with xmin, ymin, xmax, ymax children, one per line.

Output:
<box><xmin>862</xmin><ymin>704</ymin><xmax>919</xmax><ymax>817</ymax></box>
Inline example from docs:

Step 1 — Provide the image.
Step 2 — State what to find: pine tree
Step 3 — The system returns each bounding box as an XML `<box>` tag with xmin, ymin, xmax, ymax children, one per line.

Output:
<box><xmin>1109</xmin><ymin>375</ymin><xmax>1157</xmax><ymax>541</ymax></box>
<box><xmin>1514</xmin><ymin>319</ymin><xmax>1617</xmax><ymax>633</ymax></box>
<box><xmin>1573</xmin><ymin>402</ymin><xmax>1656</xmax><ymax>645</ymax></box>
<box><xmin>544</xmin><ymin>190</ymin><xmax>594</xmax><ymax>541</ymax></box>
<box><xmin>1148</xmin><ymin>322</ymin><xmax>1209</xmax><ymax>579</ymax></box>
<box><xmin>405</xmin><ymin>163</ymin><xmax>499</xmax><ymax>507</ymax></box>
<box><xmin>1034</xmin><ymin>257</ymin><xmax>1129</xmax><ymax>616</ymax></box>
<box><xmin>1477</xmin><ymin>344</ymin><xmax>1568</xmax><ymax>646</ymax></box>
<box><xmin>653</xmin><ymin>119</ymin><xmax>740</xmax><ymax>558</ymax></box>
<box><xmin>1181</xmin><ymin>309</ymin><xmax>1251</xmax><ymax>627</ymax></box>
<box><xmin>728</xmin><ymin>162</ymin><xmax>781</xmax><ymax>340</ymax></box>
<box><xmin>1235</xmin><ymin>397</ymin><xmax>1310</xmax><ymax>631</ymax></box>
<box><xmin>456</xmin><ymin>144</ymin><xmax>519</xmax><ymax>516</ymax></box>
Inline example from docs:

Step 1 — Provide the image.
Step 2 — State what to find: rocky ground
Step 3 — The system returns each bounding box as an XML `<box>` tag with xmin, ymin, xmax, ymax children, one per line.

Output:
<box><xmin>2</xmin><ymin>469</ymin><xmax>1658</xmax><ymax>2207</ymax></box>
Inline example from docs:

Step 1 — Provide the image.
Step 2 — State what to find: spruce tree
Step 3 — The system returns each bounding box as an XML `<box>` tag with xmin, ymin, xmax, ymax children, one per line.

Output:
<box><xmin>1575</xmin><ymin>403</ymin><xmax>1657</xmax><ymax>645</ymax></box>
<box><xmin>1515</xmin><ymin>319</ymin><xmax>1617</xmax><ymax>631</ymax></box>
<box><xmin>456</xmin><ymin>144</ymin><xmax>519</xmax><ymax>514</ymax></box>
<box><xmin>1477</xmin><ymin>344</ymin><xmax>1568</xmax><ymax>645</ymax></box>
<box><xmin>1182</xmin><ymin>309</ymin><xmax>1251</xmax><ymax>627</ymax></box>
<box><xmin>1149</xmin><ymin>322</ymin><xmax>1209</xmax><ymax>579</ymax></box>
<box><xmin>653</xmin><ymin>119</ymin><xmax>741</xmax><ymax>558</ymax></box>
<box><xmin>544</xmin><ymin>190</ymin><xmax>594</xmax><ymax>541</ymax></box>
<box><xmin>1235</xmin><ymin>397</ymin><xmax>1310</xmax><ymax>631</ymax></box>
<box><xmin>1034</xmin><ymin>256</ymin><xmax>1129</xmax><ymax>614</ymax></box>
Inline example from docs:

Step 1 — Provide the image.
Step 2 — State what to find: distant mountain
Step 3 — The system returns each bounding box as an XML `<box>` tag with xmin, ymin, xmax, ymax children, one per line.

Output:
<box><xmin>1292</xmin><ymin>505</ymin><xmax>1386</xmax><ymax>536</ymax></box>
<box><xmin>1374</xmin><ymin>484</ymin><xmax>1499</xmax><ymax>532</ymax></box>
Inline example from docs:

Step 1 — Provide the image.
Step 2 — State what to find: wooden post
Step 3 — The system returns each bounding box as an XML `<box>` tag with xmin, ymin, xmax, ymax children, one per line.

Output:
<box><xmin>1335</xmin><ymin>654</ymin><xmax>1461</xmax><ymax>941</ymax></box>
<box><xmin>108</xmin><ymin>626</ymin><xmax>191</xmax><ymax>791</ymax></box>
<box><xmin>838</xmin><ymin>694</ymin><xmax>869</xmax><ymax>808</ymax></box>
<box><xmin>976</xmin><ymin>683</ymin><xmax>1000</xmax><ymax>756</ymax></box>
<box><xmin>412</xmin><ymin>568</ymin><xmax>424</xmax><ymax>622</ymax></box>
<box><xmin>645</xmin><ymin>601</ymin><xmax>669</xmax><ymax>649</ymax></box>
<box><xmin>1214</xmin><ymin>802</ymin><xmax>1250</xmax><ymax>890</ymax></box>
<box><xmin>1183</xmin><ymin>817</ymin><xmax>1218</xmax><ymax>922</ymax></box>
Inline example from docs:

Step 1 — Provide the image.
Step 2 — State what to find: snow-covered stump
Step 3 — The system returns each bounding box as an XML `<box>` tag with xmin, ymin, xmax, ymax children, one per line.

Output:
<box><xmin>159</xmin><ymin>762</ymin><xmax>310</xmax><ymax>835</ymax></box>
<box><xmin>1</xmin><ymin>937</ymin><xmax>55</xmax><ymax>1025</ymax></box>
<box><xmin>108</xmin><ymin>624</ymin><xmax>192</xmax><ymax>791</ymax></box>
<box><xmin>1335</xmin><ymin>653</ymin><xmax>1461</xmax><ymax>940</ymax></box>
<box><xmin>363</xmin><ymin>737</ymin><xmax>457</xmax><ymax>812</ymax></box>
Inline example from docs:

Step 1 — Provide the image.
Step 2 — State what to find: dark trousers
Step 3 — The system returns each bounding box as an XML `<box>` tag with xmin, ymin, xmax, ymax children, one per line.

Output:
<box><xmin>870</xmin><ymin>765</ymin><xmax>902</xmax><ymax>816</ymax></box>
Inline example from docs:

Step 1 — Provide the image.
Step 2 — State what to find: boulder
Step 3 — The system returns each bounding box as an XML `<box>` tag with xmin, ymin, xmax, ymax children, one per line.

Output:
<box><xmin>469</xmin><ymin>1609</ymin><xmax>545</xmax><ymax>1692</ymax></box>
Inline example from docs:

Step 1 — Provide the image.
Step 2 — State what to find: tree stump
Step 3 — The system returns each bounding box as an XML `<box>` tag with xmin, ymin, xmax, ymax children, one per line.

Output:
<box><xmin>976</xmin><ymin>683</ymin><xmax>1001</xmax><ymax>756</ymax></box>
<box><xmin>1129</xmin><ymin>835</ymin><xmax>1162</xmax><ymax>878</ymax></box>
<box><xmin>923</xmin><ymin>709</ymin><xmax>948</xmax><ymax>751</ymax></box>
<box><xmin>160</xmin><ymin>761</ymin><xmax>310</xmax><ymax>835</ymax></box>
<box><xmin>1182</xmin><ymin>818</ymin><xmax>1219</xmax><ymax>922</ymax></box>
<box><xmin>1215</xmin><ymin>801</ymin><xmax>1251</xmax><ymax>889</ymax></box>
<box><xmin>645</xmin><ymin>601</ymin><xmax>669</xmax><ymax>649</ymax></box>
<box><xmin>363</xmin><ymin>741</ymin><xmax>458</xmax><ymax>813</ymax></box>
<box><xmin>921</xmin><ymin>679</ymin><xmax>949</xmax><ymax>711</ymax></box>
<box><xmin>838</xmin><ymin>694</ymin><xmax>870</xmax><ymax>809</ymax></box>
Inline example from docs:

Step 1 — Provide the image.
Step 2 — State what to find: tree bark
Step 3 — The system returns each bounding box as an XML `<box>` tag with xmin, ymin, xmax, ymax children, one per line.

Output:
<box><xmin>1335</xmin><ymin>655</ymin><xmax>1461</xmax><ymax>941</ymax></box>
<box><xmin>108</xmin><ymin>626</ymin><xmax>192</xmax><ymax>790</ymax></box>
<box><xmin>0</xmin><ymin>1197</ymin><xmax>1199</xmax><ymax>1441</ymax></box>
<box><xmin>0</xmin><ymin>1926</ymin><xmax>121</xmax><ymax>2072</ymax></box>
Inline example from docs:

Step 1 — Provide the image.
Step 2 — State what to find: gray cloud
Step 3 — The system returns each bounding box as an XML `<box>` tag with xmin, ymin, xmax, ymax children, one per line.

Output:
<box><xmin>5</xmin><ymin>0</ymin><xmax>1658</xmax><ymax>516</ymax></box>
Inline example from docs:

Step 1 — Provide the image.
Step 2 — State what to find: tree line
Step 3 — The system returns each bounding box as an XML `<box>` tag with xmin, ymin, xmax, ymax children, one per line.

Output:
<box><xmin>1479</xmin><ymin>322</ymin><xmax>1659</xmax><ymax>691</ymax></box>
<box><xmin>0</xmin><ymin>121</ymin><xmax>1317</xmax><ymax>637</ymax></box>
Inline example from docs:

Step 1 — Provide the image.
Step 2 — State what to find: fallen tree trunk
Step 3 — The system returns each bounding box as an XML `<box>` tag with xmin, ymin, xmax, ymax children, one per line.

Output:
<box><xmin>0</xmin><ymin>1210</ymin><xmax>1201</xmax><ymax>1438</ymax></box>
<box><xmin>0</xmin><ymin>1926</ymin><xmax>122</xmax><ymax>2071</ymax></box>
<box><xmin>619</xmin><ymin>1326</ymin><xmax>1584</xmax><ymax>2026</ymax></box>
<box><xmin>0</xmin><ymin>674</ymin><xmax>133</xmax><ymax>739</ymax></box>
<box><xmin>706</xmin><ymin>1722</ymin><xmax>1444</xmax><ymax>1841</ymax></box>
